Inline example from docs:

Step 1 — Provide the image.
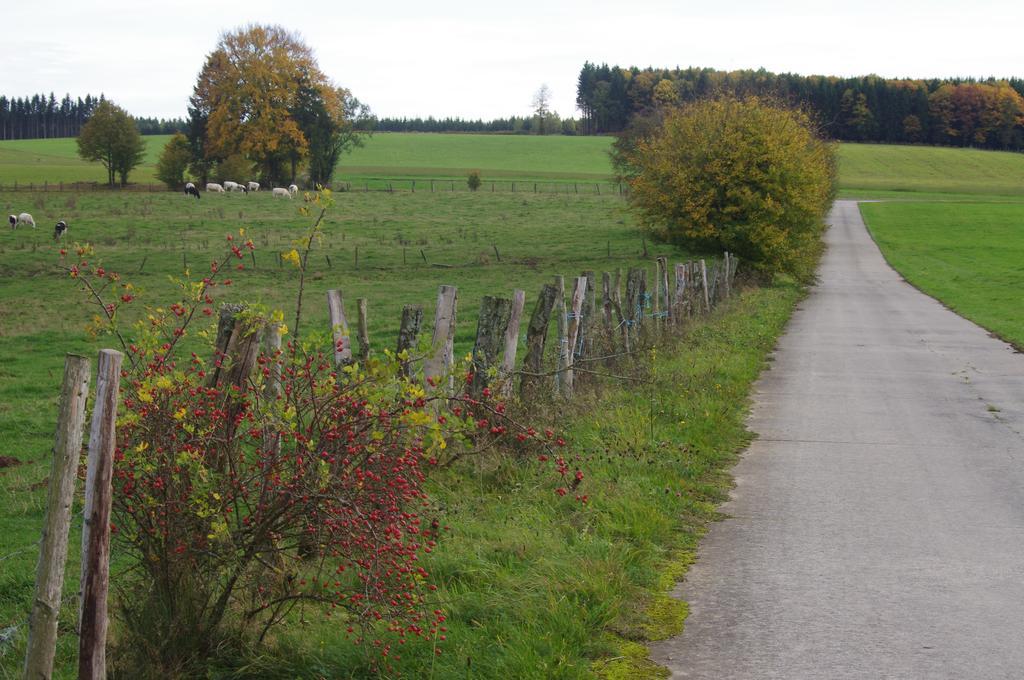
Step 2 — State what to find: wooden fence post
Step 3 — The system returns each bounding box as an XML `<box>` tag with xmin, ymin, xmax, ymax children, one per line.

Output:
<box><xmin>625</xmin><ymin>267</ymin><xmax>647</xmax><ymax>331</ymax></box>
<box><xmin>723</xmin><ymin>252</ymin><xmax>731</xmax><ymax>298</ymax></box>
<box><xmin>470</xmin><ymin>296</ymin><xmax>512</xmax><ymax>398</ymax></box>
<box><xmin>673</xmin><ymin>263</ymin><xmax>688</xmax><ymax>321</ymax></box>
<box><xmin>425</xmin><ymin>285</ymin><xmax>458</xmax><ymax>388</ymax></box>
<box><xmin>520</xmin><ymin>284</ymin><xmax>558</xmax><ymax>398</ymax></box>
<box><xmin>699</xmin><ymin>259</ymin><xmax>711</xmax><ymax>313</ymax></box>
<box><xmin>553</xmin><ymin>277</ymin><xmax>569</xmax><ymax>396</ymax></box>
<box><xmin>327</xmin><ymin>289</ymin><xmax>352</xmax><ymax>366</ymax></box>
<box><xmin>24</xmin><ymin>355</ymin><xmax>91</xmax><ymax>680</ymax></box>
<box><xmin>79</xmin><ymin>349</ymin><xmax>124</xmax><ymax>680</ymax></box>
<box><xmin>564</xmin><ymin>276</ymin><xmax>588</xmax><ymax>397</ymax></box>
<box><xmin>499</xmin><ymin>289</ymin><xmax>526</xmax><ymax>396</ymax></box>
<box><xmin>656</xmin><ymin>257</ymin><xmax>670</xmax><ymax>328</ymax></box>
<box><xmin>580</xmin><ymin>270</ymin><xmax>596</xmax><ymax>361</ymax></box>
<box><xmin>356</xmin><ymin>298</ymin><xmax>370</xmax><ymax>364</ymax></box>
<box><xmin>396</xmin><ymin>304</ymin><xmax>424</xmax><ymax>377</ymax></box>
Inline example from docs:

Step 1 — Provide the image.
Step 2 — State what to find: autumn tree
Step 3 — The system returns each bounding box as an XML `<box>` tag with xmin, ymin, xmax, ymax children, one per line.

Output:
<box><xmin>77</xmin><ymin>100</ymin><xmax>146</xmax><ymax>187</ymax></box>
<box><xmin>189</xmin><ymin>25</ymin><xmax>367</xmax><ymax>186</ymax></box>
<box><xmin>155</xmin><ymin>133</ymin><xmax>192</xmax><ymax>188</ymax></box>
<box><xmin>617</xmin><ymin>96</ymin><xmax>836</xmax><ymax>280</ymax></box>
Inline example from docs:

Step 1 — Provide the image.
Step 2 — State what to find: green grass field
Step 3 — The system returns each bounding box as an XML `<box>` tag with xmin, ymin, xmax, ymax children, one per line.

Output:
<box><xmin>860</xmin><ymin>201</ymin><xmax>1024</xmax><ymax>347</ymax></box>
<box><xmin>838</xmin><ymin>143</ymin><xmax>1024</xmax><ymax>198</ymax></box>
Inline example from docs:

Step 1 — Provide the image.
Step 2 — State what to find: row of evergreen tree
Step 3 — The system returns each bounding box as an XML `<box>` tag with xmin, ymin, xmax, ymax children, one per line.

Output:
<box><xmin>576</xmin><ymin>63</ymin><xmax>1024</xmax><ymax>150</ymax></box>
<box><xmin>0</xmin><ymin>93</ymin><xmax>186</xmax><ymax>140</ymax></box>
<box><xmin>375</xmin><ymin>115</ymin><xmax>579</xmax><ymax>135</ymax></box>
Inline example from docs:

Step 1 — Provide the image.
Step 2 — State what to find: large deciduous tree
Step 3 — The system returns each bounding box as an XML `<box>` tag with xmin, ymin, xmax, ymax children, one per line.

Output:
<box><xmin>189</xmin><ymin>25</ymin><xmax>369</xmax><ymax>186</ymax></box>
<box><xmin>77</xmin><ymin>100</ymin><xmax>146</xmax><ymax>187</ymax></box>
<box><xmin>155</xmin><ymin>133</ymin><xmax>192</xmax><ymax>189</ymax></box>
<box><xmin>616</xmin><ymin>96</ymin><xmax>836</xmax><ymax>280</ymax></box>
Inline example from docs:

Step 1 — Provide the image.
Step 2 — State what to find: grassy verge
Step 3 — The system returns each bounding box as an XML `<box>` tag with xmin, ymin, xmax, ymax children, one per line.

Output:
<box><xmin>860</xmin><ymin>201</ymin><xmax>1024</xmax><ymax>348</ymax></box>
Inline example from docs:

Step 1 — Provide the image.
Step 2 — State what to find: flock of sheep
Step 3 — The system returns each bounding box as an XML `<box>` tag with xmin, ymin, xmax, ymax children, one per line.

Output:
<box><xmin>7</xmin><ymin>181</ymin><xmax>301</xmax><ymax>242</ymax></box>
<box><xmin>183</xmin><ymin>182</ymin><xmax>299</xmax><ymax>199</ymax></box>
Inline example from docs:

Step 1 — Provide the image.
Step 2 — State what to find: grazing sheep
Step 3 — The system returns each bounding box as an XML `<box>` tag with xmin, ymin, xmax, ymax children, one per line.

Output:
<box><xmin>53</xmin><ymin>220</ymin><xmax>68</xmax><ymax>241</ymax></box>
<box><xmin>272</xmin><ymin>187</ymin><xmax>292</xmax><ymax>199</ymax></box>
<box><xmin>223</xmin><ymin>181</ymin><xmax>239</xmax><ymax>191</ymax></box>
<box><xmin>206</xmin><ymin>183</ymin><xmax>225</xmax><ymax>193</ymax></box>
<box><xmin>9</xmin><ymin>213</ymin><xmax>35</xmax><ymax>229</ymax></box>
<box><xmin>247</xmin><ymin>181</ymin><xmax>260</xmax><ymax>192</ymax></box>
<box><xmin>288</xmin><ymin>184</ymin><xmax>298</xmax><ymax>196</ymax></box>
<box><xmin>184</xmin><ymin>183</ymin><xmax>201</xmax><ymax>199</ymax></box>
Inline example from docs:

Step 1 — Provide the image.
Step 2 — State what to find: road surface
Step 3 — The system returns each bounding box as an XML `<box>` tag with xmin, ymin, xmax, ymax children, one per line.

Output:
<box><xmin>649</xmin><ymin>201</ymin><xmax>1024</xmax><ymax>679</ymax></box>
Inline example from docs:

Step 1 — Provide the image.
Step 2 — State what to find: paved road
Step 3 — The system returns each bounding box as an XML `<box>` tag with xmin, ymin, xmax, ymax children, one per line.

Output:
<box><xmin>649</xmin><ymin>201</ymin><xmax>1024</xmax><ymax>679</ymax></box>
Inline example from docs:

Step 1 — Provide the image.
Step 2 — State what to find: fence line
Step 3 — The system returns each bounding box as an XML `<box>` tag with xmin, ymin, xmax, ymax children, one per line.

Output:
<box><xmin>26</xmin><ymin>251</ymin><xmax>737</xmax><ymax>673</ymax></box>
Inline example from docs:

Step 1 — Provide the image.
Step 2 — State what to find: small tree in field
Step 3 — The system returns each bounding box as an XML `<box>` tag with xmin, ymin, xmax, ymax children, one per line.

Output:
<box><xmin>77</xmin><ymin>100</ymin><xmax>147</xmax><ymax>187</ymax></box>
<box><xmin>616</xmin><ymin>96</ymin><xmax>836</xmax><ymax>280</ymax></box>
<box><xmin>155</xmin><ymin>133</ymin><xmax>192</xmax><ymax>189</ymax></box>
<box><xmin>467</xmin><ymin>169</ymin><xmax>482</xmax><ymax>191</ymax></box>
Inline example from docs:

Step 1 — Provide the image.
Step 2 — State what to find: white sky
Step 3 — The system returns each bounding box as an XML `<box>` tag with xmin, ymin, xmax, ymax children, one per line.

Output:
<box><xmin>6</xmin><ymin>0</ymin><xmax>1023</xmax><ymax>122</ymax></box>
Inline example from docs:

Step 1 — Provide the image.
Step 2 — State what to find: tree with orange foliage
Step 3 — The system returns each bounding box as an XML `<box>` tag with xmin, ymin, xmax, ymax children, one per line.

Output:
<box><xmin>189</xmin><ymin>25</ymin><xmax>369</xmax><ymax>186</ymax></box>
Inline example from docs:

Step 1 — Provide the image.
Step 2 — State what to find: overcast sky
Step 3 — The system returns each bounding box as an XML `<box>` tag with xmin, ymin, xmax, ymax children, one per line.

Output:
<box><xmin>7</xmin><ymin>0</ymin><xmax>1023</xmax><ymax>122</ymax></box>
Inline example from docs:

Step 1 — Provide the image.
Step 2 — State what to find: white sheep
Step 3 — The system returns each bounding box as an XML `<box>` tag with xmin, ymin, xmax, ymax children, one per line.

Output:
<box><xmin>184</xmin><ymin>183</ymin><xmax>201</xmax><ymax>199</ymax></box>
<box><xmin>247</xmin><ymin>181</ymin><xmax>260</xmax><ymax>192</ymax></box>
<box><xmin>288</xmin><ymin>184</ymin><xmax>298</xmax><ymax>196</ymax></box>
<box><xmin>8</xmin><ymin>212</ymin><xmax>36</xmax><ymax>229</ymax></box>
<box><xmin>206</xmin><ymin>183</ymin><xmax>225</xmax><ymax>193</ymax></box>
<box><xmin>272</xmin><ymin>187</ymin><xmax>292</xmax><ymax>199</ymax></box>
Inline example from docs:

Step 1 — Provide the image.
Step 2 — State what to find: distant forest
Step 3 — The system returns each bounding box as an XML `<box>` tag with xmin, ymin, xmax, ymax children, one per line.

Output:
<box><xmin>0</xmin><ymin>93</ymin><xmax>186</xmax><ymax>140</ymax></box>
<box><xmin>576</xmin><ymin>63</ymin><xmax>1024</xmax><ymax>150</ymax></box>
<box><xmin>375</xmin><ymin>115</ymin><xmax>578</xmax><ymax>135</ymax></box>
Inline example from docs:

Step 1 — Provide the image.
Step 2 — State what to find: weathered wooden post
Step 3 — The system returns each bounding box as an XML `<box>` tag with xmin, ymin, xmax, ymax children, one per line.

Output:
<box><xmin>580</xmin><ymin>270</ymin><xmax>596</xmax><ymax>361</ymax></box>
<box><xmin>24</xmin><ymin>355</ymin><xmax>91</xmax><ymax>680</ymax></box>
<box><xmin>723</xmin><ymin>252</ymin><xmax>732</xmax><ymax>298</ymax></box>
<box><xmin>499</xmin><ymin>289</ymin><xmax>526</xmax><ymax>396</ymax></box>
<box><xmin>553</xmin><ymin>277</ymin><xmax>569</xmax><ymax>396</ymax></box>
<box><xmin>673</xmin><ymin>263</ymin><xmax>688</xmax><ymax>321</ymax></box>
<box><xmin>625</xmin><ymin>268</ymin><xmax>647</xmax><ymax>332</ymax></box>
<box><xmin>425</xmin><ymin>285</ymin><xmax>458</xmax><ymax>388</ymax></box>
<box><xmin>564</xmin><ymin>276</ymin><xmax>588</xmax><ymax>397</ymax></box>
<box><xmin>326</xmin><ymin>289</ymin><xmax>352</xmax><ymax>366</ymax></box>
<box><xmin>656</xmin><ymin>257</ymin><xmax>670</xmax><ymax>327</ymax></box>
<box><xmin>396</xmin><ymin>304</ymin><xmax>424</xmax><ymax>378</ymax></box>
<box><xmin>79</xmin><ymin>349</ymin><xmax>123</xmax><ymax>680</ymax></box>
<box><xmin>520</xmin><ymin>284</ymin><xmax>558</xmax><ymax>398</ymax></box>
<box><xmin>356</xmin><ymin>298</ymin><xmax>370</xmax><ymax>363</ymax></box>
<box><xmin>470</xmin><ymin>296</ymin><xmax>512</xmax><ymax>398</ymax></box>
<box><xmin>699</xmin><ymin>259</ymin><xmax>711</xmax><ymax>313</ymax></box>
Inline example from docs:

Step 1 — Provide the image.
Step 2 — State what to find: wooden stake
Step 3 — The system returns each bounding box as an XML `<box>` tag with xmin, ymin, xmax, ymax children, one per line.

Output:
<box><xmin>356</xmin><ymin>298</ymin><xmax>370</xmax><ymax>363</ymax></box>
<box><xmin>699</xmin><ymin>259</ymin><xmax>711</xmax><ymax>313</ymax></box>
<box><xmin>79</xmin><ymin>349</ymin><xmax>123</xmax><ymax>680</ymax></box>
<box><xmin>520</xmin><ymin>283</ymin><xmax>558</xmax><ymax>398</ymax></box>
<box><xmin>554</xmin><ymin>276</ymin><xmax>569</xmax><ymax>396</ymax></box>
<box><xmin>24</xmin><ymin>355</ymin><xmax>90</xmax><ymax>680</ymax></box>
<box><xmin>673</xmin><ymin>263</ymin><xmax>688</xmax><ymax>320</ymax></box>
<box><xmin>425</xmin><ymin>285</ymin><xmax>458</xmax><ymax>387</ymax></box>
<box><xmin>564</xmin><ymin>276</ymin><xmax>587</xmax><ymax>397</ymax></box>
<box><xmin>396</xmin><ymin>304</ymin><xmax>424</xmax><ymax>377</ymax></box>
<box><xmin>499</xmin><ymin>289</ymin><xmax>526</xmax><ymax>396</ymax></box>
<box><xmin>326</xmin><ymin>289</ymin><xmax>352</xmax><ymax>366</ymax></box>
<box><xmin>470</xmin><ymin>296</ymin><xmax>512</xmax><ymax>398</ymax></box>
